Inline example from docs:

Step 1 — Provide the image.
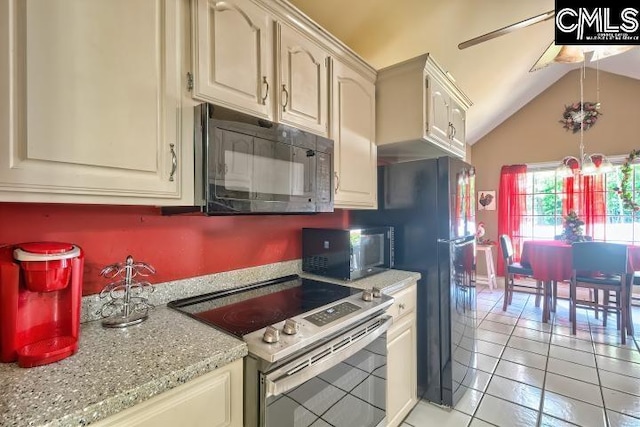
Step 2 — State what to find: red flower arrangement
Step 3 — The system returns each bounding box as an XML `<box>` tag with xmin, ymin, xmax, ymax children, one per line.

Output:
<box><xmin>560</xmin><ymin>102</ymin><xmax>601</xmax><ymax>133</ymax></box>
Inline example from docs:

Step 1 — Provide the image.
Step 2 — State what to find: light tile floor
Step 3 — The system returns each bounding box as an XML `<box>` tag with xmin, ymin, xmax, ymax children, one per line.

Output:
<box><xmin>400</xmin><ymin>280</ymin><xmax>640</xmax><ymax>427</ymax></box>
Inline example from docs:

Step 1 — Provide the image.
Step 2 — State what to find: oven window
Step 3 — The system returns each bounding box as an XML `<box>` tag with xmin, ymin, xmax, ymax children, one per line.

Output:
<box><xmin>264</xmin><ymin>334</ymin><xmax>387</xmax><ymax>427</ymax></box>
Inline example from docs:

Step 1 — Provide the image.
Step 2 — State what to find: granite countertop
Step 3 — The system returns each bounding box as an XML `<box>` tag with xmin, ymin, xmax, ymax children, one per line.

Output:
<box><xmin>301</xmin><ymin>269</ymin><xmax>421</xmax><ymax>294</ymax></box>
<box><xmin>0</xmin><ymin>307</ymin><xmax>247</xmax><ymax>427</ymax></box>
<box><xmin>0</xmin><ymin>265</ymin><xmax>418</xmax><ymax>427</ymax></box>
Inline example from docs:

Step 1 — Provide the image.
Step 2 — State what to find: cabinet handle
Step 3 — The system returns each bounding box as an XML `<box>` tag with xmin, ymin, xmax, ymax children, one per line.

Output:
<box><xmin>451</xmin><ymin>124</ymin><xmax>457</xmax><ymax>139</ymax></box>
<box><xmin>169</xmin><ymin>143</ymin><xmax>177</xmax><ymax>182</ymax></box>
<box><xmin>261</xmin><ymin>76</ymin><xmax>269</xmax><ymax>105</ymax></box>
<box><xmin>398</xmin><ymin>303</ymin><xmax>406</xmax><ymax>310</ymax></box>
<box><xmin>282</xmin><ymin>84</ymin><xmax>289</xmax><ymax>111</ymax></box>
<box><xmin>334</xmin><ymin>171</ymin><xmax>340</xmax><ymax>193</ymax></box>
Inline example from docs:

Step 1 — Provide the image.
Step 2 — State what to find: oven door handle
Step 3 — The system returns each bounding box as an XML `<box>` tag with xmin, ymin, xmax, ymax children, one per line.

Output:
<box><xmin>264</xmin><ymin>315</ymin><xmax>392</xmax><ymax>398</ymax></box>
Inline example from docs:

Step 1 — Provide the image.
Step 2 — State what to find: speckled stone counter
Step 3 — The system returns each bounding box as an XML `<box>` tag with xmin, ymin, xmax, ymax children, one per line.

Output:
<box><xmin>301</xmin><ymin>269</ymin><xmax>421</xmax><ymax>294</ymax></box>
<box><xmin>0</xmin><ymin>307</ymin><xmax>247</xmax><ymax>427</ymax></box>
<box><xmin>0</xmin><ymin>263</ymin><xmax>418</xmax><ymax>427</ymax></box>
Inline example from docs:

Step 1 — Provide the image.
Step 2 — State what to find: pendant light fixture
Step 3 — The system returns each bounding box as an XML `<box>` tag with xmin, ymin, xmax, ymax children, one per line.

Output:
<box><xmin>556</xmin><ymin>61</ymin><xmax>613</xmax><ymax>178</ymax></box>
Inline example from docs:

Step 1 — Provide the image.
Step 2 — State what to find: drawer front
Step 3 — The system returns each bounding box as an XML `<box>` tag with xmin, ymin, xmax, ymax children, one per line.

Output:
<box><xmin>387</xmin><ymin>282</ymin><xmax>416</xmax><ymax>320</ymax></box>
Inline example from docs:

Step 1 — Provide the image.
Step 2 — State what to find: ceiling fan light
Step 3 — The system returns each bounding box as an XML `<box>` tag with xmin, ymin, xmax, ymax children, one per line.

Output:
<box><xmin>554</xmin><ymin>46</ymin><xmax>585</xmax><ymax>63</ymax></box>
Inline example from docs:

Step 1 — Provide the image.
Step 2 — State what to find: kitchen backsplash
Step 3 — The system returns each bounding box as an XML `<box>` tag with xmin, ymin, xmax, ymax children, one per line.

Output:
<box><xmin>0</xmin><ymin>203</ymin><xmax>348</xmax><ymax>295</ymax></box>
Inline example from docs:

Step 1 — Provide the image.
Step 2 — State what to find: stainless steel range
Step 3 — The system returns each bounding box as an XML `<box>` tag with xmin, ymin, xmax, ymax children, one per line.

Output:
<box><xmin>168</xmin><ymin>275</ymin><xmax>393</xmax><ymax>427</ymax></box>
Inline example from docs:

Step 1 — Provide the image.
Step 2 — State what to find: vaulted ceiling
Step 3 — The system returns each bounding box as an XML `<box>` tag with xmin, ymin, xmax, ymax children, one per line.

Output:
<box><xmin>288</xmin><ymin>0</ymin><xmax>640</xmax><ymax>144</ymax></box>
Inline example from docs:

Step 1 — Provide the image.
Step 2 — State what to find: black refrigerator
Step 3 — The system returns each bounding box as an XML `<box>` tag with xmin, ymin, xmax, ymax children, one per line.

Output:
<box><xmin>351</xmin><ymin>156</ymin><xmax>477</xmax><ymax>408</ymax></box>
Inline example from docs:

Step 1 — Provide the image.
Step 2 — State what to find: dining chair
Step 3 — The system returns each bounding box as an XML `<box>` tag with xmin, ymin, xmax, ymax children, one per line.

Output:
<box><xmin>499</xmin><ymin>235</ymin><xmax>543</xmax><ymax>311</ymax></box>
<box><xmin>571</xmin><ymin>242</ymin><xmax>631</xmax><ymax>343</ymax></box>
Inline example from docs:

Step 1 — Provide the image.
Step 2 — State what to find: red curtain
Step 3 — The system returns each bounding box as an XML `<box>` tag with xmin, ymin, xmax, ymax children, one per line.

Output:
<box><xmin>561</xmin><ymin>172</ymin><xmax>605</xmax><ymax>238</ymax></box>
<box><xmin>497</xmin><ymin>164</ymin><xmax>528</xmax><ymax>274</ymax></box>
<box><xmin>583</xmin><ymin>174</ymin><xmax>606</xmax><ymax>237</ymax></box>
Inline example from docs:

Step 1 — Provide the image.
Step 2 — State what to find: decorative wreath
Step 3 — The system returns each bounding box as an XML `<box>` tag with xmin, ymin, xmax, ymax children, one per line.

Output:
<box><xmin>559</xmin><ymin>102</ymin><xmax>601</xmax><ymax>133</ymax></box>
<box><xmin>614</xmin><ymin>149</ymin><xmax>640</xmax><ymax>212</ymax></box>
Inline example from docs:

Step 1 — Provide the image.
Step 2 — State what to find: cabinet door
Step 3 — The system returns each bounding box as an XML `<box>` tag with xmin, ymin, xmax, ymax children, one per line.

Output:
<box><xmin>92</xmin><ymin>359</ymin><xmax>243</xmax><ymax>427</ymax></box>
<box><xmin>450</xmin><ymin>99</ymin><xmax>466</xmax><ymax>156</ymax></box>
<box><xmin>332</xmin><ymin>60</ymin><xmax>377</xmax><ymax>209</ymax></box>
<box><xmin>387</xmin><ymin>315</ymin><xmax>418</xmax><ymax>427</ymax></box>
<box><xmin>277</xmin><ymin>23</ymin><xmax>329</xmax><ymax>136</ymax></box>
<box><xmin>193</xmin><ymin>0</ymin><xmax>272</xmax><ymax>119</ymax></box>
<box><xmin>425</xmin><ymin>75</ymin><xmax>450</xmax><ymax>148</ymax></box>
<box><xmin>0</xmin><ymin>0</ymin><xmax>186</xmax><ymax>203</ymax></box>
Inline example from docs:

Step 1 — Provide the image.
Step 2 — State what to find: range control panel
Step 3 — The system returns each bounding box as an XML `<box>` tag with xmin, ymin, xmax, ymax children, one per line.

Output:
<box><xmin>304</xmin><ymin>302</ymin><xmax>361</xmax><ymax>326</ymax></box>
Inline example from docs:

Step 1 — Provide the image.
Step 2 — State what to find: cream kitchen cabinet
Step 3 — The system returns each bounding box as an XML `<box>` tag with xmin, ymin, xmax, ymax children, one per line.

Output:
<box><xmin>332</xmin><ymin>59</ymin><xmax>377</xmax><ymax>209</ymax></box>
<box><xmin>191</xmin><ymin>0</ymin><xmax>377</xmax><ymax>206</ymax></box>
<box><xmin>92</xmin><ymin>359</ymin><xmax>243</xmax><ymax>427</ymax></box>
<box><xmin>449</xmin><ymin>97</ymin><xmax>467</xmax><ymax>154</ymax></box>
<box><xmin>275</xmin><ymin>22</ymin><xmax>330</xmax><ymax>136</ymax></box>
<box><xmin>386</xmin><ymin>281</ymin><xmax>418</xmax><ymax>427</ymax></box>
<box><xmin>192</xmin><ymin>0</ymin><xmax>273</xmax><ymax>119</ymax></box>
<box><xmin>377</xmin><ymin>54</ymin><xmax>472</xmax><ymax>162</ymax></box>
<box><xmin>192</xmin><ymin>0</ymin><xmax>329</xmax><ymax>137</ymax></box>
<box><xmin>0</xmin><ymin>0</ymin><xmax>194</xmax><ymax>205</ymax></box>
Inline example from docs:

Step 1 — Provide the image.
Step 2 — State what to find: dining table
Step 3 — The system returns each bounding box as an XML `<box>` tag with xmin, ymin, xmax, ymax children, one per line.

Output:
<box><xmin>520</xmin><ymin>240</ymin><xmax>640</xmax><ymax>323</ymax></box>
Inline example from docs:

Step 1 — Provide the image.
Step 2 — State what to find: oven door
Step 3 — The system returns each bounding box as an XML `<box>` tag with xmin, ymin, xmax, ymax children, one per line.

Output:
<box><xmin>259</xmin><ymin>315</ymin><xmax>391</xmax><ymax>427</ymax></box>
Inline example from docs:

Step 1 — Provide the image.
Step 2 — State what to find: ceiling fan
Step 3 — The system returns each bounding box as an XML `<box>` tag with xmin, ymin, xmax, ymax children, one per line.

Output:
<box><xmin>458</xmin><ymin>10</ymin><xmax>635</xmax><ymax>72</ymax></box>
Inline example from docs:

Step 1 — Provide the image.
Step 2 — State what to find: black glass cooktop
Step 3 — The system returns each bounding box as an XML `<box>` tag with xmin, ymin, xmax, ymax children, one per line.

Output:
<box><xmin>167</xmin><ymin>275</ymin><xmax>360</xmax><ymax>336</ymax></box>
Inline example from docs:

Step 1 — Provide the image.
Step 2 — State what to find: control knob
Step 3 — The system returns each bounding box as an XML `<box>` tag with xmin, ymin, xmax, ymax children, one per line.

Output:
<box><xmin>262</xmin><ymin>325</ymin><xmax>280</xmax><ymax>343</ymax></box>
<box><xmin>362</xmin><ymin>289</ymin><xmax>373</xmax><ymax>302</ymax></box>
<box><xmin>372</xmin><ymin>287</ymin><xmax>382</xmax><ymax>298</ymax></box>
<box><xmin>282</xmin><ymin>319</ymin><xmax>300</xmax><ymax>335</ymax></box>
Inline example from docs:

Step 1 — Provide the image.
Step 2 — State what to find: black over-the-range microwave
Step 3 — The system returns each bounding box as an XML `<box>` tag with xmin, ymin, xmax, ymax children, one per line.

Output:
<box><xmin>163</xmin><ymin>103</ymin><xmax>334</xmax><ymax>215</ymax></box>
<box><xmin>302</xmin><ymin>227</ymin><xmax>395</xmax><ymax>281</ymax></box>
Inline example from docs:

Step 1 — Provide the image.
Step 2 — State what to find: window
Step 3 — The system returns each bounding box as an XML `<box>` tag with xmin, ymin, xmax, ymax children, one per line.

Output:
<box><xmin>514</xmin><ymin>165</ymin><xmax>640</xmax><ymax>244</ymax></box>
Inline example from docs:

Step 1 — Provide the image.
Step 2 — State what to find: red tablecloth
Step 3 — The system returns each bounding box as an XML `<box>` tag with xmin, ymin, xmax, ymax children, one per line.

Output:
<box><xmin>520</xmin><ymin>240</ymin><xmax>640</xmax><ymax>282</ymax></box>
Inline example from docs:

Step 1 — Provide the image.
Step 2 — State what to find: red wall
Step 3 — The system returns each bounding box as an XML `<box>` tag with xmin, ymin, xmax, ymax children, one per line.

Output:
<box><xmin>0</xmin><ymin>203</ymin><xmax>348</xmax><ymax>295</ymax></box>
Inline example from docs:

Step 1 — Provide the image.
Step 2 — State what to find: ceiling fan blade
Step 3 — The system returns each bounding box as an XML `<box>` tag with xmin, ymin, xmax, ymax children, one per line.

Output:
<box><xmin>458</xmin><ymin>10</ymin><xmax>555</xmax><ymax>50</ymax></box>
<box><xmin>530</xmin><ymin>41</ymin><xmax>563</xmax><ymax>72</ymax></box>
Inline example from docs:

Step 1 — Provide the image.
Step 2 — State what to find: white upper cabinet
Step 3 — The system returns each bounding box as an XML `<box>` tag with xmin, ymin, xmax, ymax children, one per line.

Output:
<box><xmin>426</xmin><ymin>77</ymin><xmax>451</xmax><ymax>146</ymax></box>
<box><xmin>192</xmin><ymin>0</ymin><xmax>329</xmax><ymax>137</ymax></box>
<box><xmin>377</xmin><ymin>54</ymin><xmax>472</xmax><ymax>162</ymax></box>
<box><xmin>0</xmin><ymin>0</ymin><xmax>193</xmax><ymax>205</ymax></box>
<box><xmin>449</xmin><ymin>97</ymin><xmax>467</xmax><ymax>154</ymax></box>
<box><xmin>332</xmin><ymin>60</ymin><xmax>377</xmax><ymax>209</ymax></box>
<box><xmin>275</xmin><ymin>22</ymin><xmax>330</xmax><ymax>137</ymax></box>
<box><xmin>192</xmin><ymin>0</ymin><xmax>273</xmax><ymax>119</ymax></box>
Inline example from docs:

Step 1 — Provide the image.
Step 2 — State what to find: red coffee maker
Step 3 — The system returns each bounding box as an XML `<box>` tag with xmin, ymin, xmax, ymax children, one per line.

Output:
<box><xmin>0</xmin><ymin>242</ymin><xmax>84</xmax><ymax>368</ymax></box>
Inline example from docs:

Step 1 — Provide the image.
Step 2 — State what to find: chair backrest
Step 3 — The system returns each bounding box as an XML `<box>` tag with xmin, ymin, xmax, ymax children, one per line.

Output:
<box><xmin>572</xmin><ymin>242</ymin><xmax>629</xmax><ymax>275</ymax></box>
<box><xmin>499</xmin><ymin>235</ymin><xmax>514</xmax><ymax>261</ymax></box>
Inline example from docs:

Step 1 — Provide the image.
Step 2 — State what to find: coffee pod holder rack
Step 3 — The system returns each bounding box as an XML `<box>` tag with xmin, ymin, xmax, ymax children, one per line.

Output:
<box><xmin>97</xmin><ymin>255</ymin><xmax>155</xmax><ymax>328</ymax></box>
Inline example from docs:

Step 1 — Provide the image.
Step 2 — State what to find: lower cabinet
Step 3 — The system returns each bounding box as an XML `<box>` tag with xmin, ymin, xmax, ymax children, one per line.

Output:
<box><xmin>386</xmin><ymin>282</ymin><xmax>418</xmax><ymax>427</ymax></box>
<box><xmin>92</xmin><ymin>359</ymin><xmax>243</xmax><ymax>427</ymax></box>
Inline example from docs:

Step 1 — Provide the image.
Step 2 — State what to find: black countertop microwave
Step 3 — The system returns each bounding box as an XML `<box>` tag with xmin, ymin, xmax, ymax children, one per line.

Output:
<box><xmin>164</xmin><ymin>103</ymin><xmax>334</xmax><ymax>215</ymax></box>
<box><xmin>302</xmin><ymin>227</ymin><xmax>395</xmax><ymax>280</ymax></box>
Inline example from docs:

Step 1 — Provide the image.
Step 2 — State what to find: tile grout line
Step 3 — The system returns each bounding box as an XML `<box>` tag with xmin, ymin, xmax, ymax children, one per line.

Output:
<box><xmin>590</xmin><ymin>307</ymin><xmax>611</xmax><ymax>427</ymax></box>
<box><xmin>474</xmin><ymin>288</ymin><xmax>536</xmax><ymax>426</ymax></box>
<box><xmin>535</xmin><ymin>289</ymin><xmax>555</xmax><ymax>427</ymax></box>
<box><xmin>466</xmin><ymin>286</ymin><xmax>501</xmax><ymax>427</ymax></box>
